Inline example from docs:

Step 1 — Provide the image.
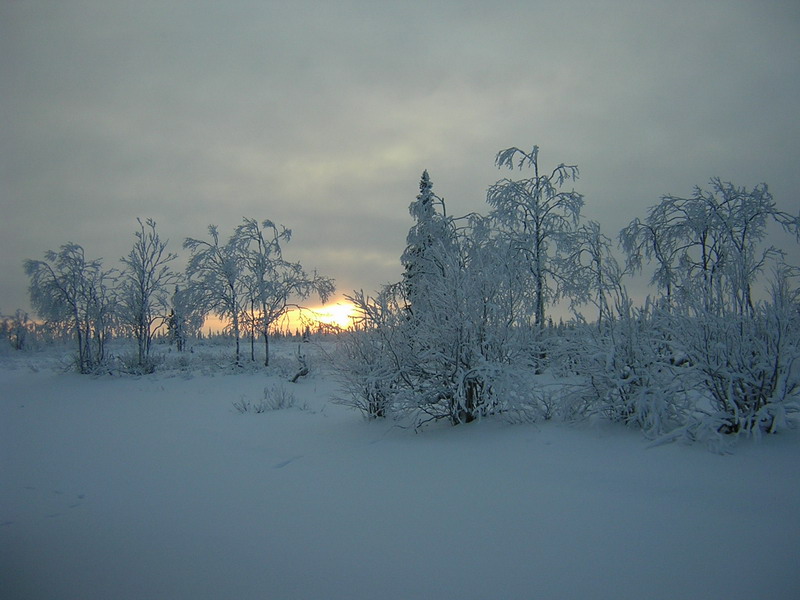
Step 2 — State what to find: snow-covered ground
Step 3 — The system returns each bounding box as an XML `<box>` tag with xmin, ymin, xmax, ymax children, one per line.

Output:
<box><xmin>2</xmin><ymin>341</ymin><xmax>799</xmax><ymax>599</ymax></box>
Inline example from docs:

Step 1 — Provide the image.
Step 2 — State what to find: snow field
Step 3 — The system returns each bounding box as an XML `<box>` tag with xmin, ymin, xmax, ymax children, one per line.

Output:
<box><xmin>1</xmin><ymin>343</ymin><xmax>799</xmax><ymax>599</ymax></box>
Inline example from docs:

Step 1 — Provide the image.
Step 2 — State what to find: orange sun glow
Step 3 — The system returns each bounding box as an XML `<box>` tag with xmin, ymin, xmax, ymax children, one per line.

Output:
<box><xmin>307</xmin><ymin>302</ymin><xmax>358</xmax><ymax>330</ymax></box>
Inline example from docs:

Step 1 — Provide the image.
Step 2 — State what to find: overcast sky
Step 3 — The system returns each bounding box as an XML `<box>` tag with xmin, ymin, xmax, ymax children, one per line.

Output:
<box><xmin>2</xmin><ymin>0</ymin><xmax>799</xmax><ymax>316</ymax></box>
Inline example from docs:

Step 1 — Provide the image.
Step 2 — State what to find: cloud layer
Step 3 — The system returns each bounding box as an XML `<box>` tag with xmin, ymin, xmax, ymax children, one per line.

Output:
<box><xmin>2</xmin><ymin>0</ymin><xmax>799</xmax><ymax>313</ymax></box>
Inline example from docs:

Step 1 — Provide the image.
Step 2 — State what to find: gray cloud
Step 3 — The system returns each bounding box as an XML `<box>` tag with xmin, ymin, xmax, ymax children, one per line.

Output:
<box><xmin>2</xmin><ymin>0</ymin><xmax>799</xmax><ymax>314</ymax></box>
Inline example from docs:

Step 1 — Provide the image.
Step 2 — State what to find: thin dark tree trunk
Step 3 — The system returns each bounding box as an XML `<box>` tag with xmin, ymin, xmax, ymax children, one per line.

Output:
<box><xmin>232</xmin><ymin>312</ymin><xmax>241</xmax><ymax>366</ymax></box>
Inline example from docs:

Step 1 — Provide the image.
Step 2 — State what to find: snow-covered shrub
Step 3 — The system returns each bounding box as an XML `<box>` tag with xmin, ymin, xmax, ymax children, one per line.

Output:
<box><xmin>289</xmin><ymin>344</ymin><xmax>310</xmax><ymax>383</ymax></box>
<box><xmin>555</xmin><ymin>299</ymin><xmax>691</xmax><ymax>436</ymax></box>
<box><xmin>333</xmin><ymin>290</ymin><xmax>401</xmax><ymax>419</ymax></box>
<box><xmin>233</xmin><ymin>383</ymin><xmax>297</xmax><ymax>413</ymax></box>
<box><xmin>491</xmin><ymin>366</ymin><xmax>557</xmax><ymax>423</ymax></box>
<box><xmin>1</xmin><ymin>310</ymin><xmax>33</xmax><ymax>351</ymax></box>
<box><xmin>232</xmin><ymin>395</ymin><xmax>266</xmax><ymax>414</ymax></box>
<box><xmin>263</xmin><ymin>383</ymin><xmax>297</xmax><ymax>410</ymax></box>
<box><xmin>672</xmin><ymin>299</ymin><xmax>800</xmax><ymax>438</ymax></box>
<box><xmin>116</xmin><ymin>351</ymin><xmax>162</xmax><ymax>375</ymax></box>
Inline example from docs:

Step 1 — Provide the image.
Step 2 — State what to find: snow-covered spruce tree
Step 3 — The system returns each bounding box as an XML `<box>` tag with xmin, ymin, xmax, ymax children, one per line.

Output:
<box><xmin>401</xmin><ymin>170</ymin><xmax>455</xmax><ymax>316</ymax></box>
<box><xmin>487</xmin><ymin>145</ymin><xmax>584</xmax><ymax>330</ymax></box>
<box><xmin>183</xmin><ymin>225</ymin><xmax>246</xmax><ymax>365</ymax></box>
<box><xmin>24</xmin><ymin>244</ymin><xmax>116</xmax><ymax>373</ymax></box>
<box><xmin>396</xmin><ymin>171</ymin><xmax>496</xmax><ymax>424</ymax></box>
<box><xmin>405</xmin><ymin>213</ymin><xmax>480</xmax><ymax>423</ymax></box>
<box><xmin>117</xmin><ymin>218</ymin><xmax>179</xmax><ymax>371</ymax></box>
<box><xmin>232</xmin><ymin>218</ymin><xmax>334</xmax><ymax>367</ymax></box>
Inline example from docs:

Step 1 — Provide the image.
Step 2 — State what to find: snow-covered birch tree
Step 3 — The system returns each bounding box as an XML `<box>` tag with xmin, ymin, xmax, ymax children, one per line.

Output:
<box><xmin>487</xmin><ymin>145</ymin><xmax>584</xmax><ymax>328</ymax></box>
<box><xmin>561</xmin><ymin>220</ymin><xmax>627</xmax><ymax>326</ymax></box>
<box><xmin>232</xmin><ymin>217</ymin><xmax>334</xmax><ymax>367</ymax></box>
<box><xmin>620</xmin><ymin>179</ymin><xmax>799</xmax><ymax>315</ymax></box>
<box><xmin>183</xmin><ymin>225</ymin><xmax>246</xmax><ymax>365</ymax></box>
<box><xmin>24</xmin><ymin>244</ymin><xmax>116</xmax><ymax>373</ymax></box>
<box><xmin>118</xmin><ymin>218</ymin><xmax>179</xmax><ymax>370</ymax></box>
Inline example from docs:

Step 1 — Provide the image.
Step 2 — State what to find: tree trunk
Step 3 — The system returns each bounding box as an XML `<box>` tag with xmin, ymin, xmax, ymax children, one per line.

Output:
<box><xmin>232</xmin><ymin>312</ymin><xmax>241</xmax><ymax>366</ymax></box>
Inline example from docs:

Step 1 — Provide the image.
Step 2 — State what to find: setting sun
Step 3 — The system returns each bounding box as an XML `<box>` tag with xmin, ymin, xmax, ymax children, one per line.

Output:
<box><xmin>307</xmin><ymin>301</ymin><xmax>358</xmax><ymax>330</ymax></box>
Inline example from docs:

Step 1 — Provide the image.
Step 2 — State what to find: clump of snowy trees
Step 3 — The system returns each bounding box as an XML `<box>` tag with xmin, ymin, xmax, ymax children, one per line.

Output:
<box><xmin>23</xmin><ymin>218</ymin><xmax>333</xmax><ymax>373</ymax></box>
<box><xmin>183</xmin><ymin>218</ymin><xmax>334</xmax><ymax>367</ymax></box>
<box><xmin>15</xmin><ymin>144</ymin><xmax>800</xmax><ymax>446</ymax></box>
<box><xmin>336</xmin><ymin>145</ymin><xmax>800</xmax><ymax>445</ymax></box>
<box><xmin>613</xmin><ymin>180</ymin><xmax>800</xmax><ymax>440</ymax></box>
